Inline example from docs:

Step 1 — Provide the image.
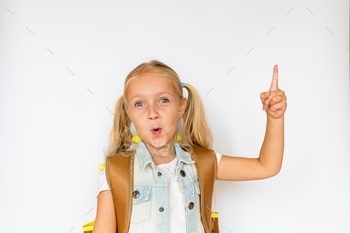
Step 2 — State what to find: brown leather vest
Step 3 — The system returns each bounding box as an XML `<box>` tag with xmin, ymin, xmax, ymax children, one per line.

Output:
<box><xmin>105</xmin><ymin>146</ymin><xmax>217</xmax><ymax>233</ymax></box>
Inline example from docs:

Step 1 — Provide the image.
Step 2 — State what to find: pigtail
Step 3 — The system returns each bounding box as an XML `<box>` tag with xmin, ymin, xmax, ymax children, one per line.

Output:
<box><xmin>107</xmin><ymin>95</ymin><xmax>132</xmax><ymax>156</ymax></box>
<box><xmin>182</xmin><ymin>83</ymin><xmax>213</xmax><ymax>149</ymax></box>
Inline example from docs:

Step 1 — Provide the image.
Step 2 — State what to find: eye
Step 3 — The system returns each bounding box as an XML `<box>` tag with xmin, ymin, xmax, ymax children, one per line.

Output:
<box><xmin>160</xmin><ymin>98</ymin><xmax>169</xmax><ymax>104</ymax></box>
<box><xmin>134</xmin><ymin>101</ymin><xmax>144</xmax><ymax>107</ymax></box>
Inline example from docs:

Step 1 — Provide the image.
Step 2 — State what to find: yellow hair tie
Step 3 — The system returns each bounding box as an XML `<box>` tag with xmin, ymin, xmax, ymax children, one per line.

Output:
<box><xmin>132</xmin><ymin>134</ymin><xmax>142</xmax><ymax>144</ymax></box>
<box><xmin>174</xmin><ymin>134</ymin><xmax>182</xmax><ymax>142</ymax></box>
<box><xmin>131</xmin><ymin>134</ymin><xmax>182</xmax><ymax>144</ymax></box>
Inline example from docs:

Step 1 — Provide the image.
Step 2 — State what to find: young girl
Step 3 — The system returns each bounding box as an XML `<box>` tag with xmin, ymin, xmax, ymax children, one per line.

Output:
<box><xmin>92</xmin><ymin>60</ymin><xmax>287</xmax><ymax>233</ymax></box>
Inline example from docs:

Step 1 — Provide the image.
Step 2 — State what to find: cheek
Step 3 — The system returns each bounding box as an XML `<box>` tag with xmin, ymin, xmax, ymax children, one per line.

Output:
<box><xmin>128</xmin><ymin>110</ymin><xmax>148</xmax><ymax>129</ymax></box>
<box><xmin>126</xmin><ymin>110</ymin><xmax>141</xmax><ymax>125</ymax></box>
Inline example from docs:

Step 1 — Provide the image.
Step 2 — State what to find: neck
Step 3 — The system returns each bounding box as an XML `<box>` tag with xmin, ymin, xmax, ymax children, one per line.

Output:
<box><xmin>145</xmin><ymin>141</ymin><xmax>176</xmax><ymax>165</ymax></box>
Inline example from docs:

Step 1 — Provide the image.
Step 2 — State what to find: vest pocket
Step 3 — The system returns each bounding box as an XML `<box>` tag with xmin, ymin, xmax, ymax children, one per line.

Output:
<box><xmin>131</xmin><ymin>185</ymin><xmax>152</xmax><ymax>224</ymax></box>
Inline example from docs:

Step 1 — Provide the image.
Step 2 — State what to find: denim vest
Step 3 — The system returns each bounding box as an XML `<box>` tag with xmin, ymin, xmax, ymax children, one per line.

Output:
<box><xmin>128</xmin><ymin>141</ymin><xmax>204</xmax><ymax>233</ymax></box>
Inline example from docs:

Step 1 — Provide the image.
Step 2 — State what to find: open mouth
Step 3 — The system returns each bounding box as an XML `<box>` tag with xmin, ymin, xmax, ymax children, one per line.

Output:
<box><xmin>152</xmin><ymin>127</ymin><xmax>161</xmax><ymax>132</ymax></box>
<box><xmin>151</xmin><ymin>127</ymin><xmax>162</xmax><ymax>135</ymax></box>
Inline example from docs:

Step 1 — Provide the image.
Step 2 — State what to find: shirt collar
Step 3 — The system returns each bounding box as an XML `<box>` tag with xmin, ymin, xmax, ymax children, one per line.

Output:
<box><xmin>174</xmin><ymin>142</ymin><xmax>195</xmax><ymax>164</ymax></box>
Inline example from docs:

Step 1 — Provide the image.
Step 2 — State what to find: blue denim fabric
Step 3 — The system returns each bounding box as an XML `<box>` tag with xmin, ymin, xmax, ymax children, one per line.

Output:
<box><xmin>128</xmin><ymin>141</ymin><xmax>204</xmax><ymax>233</ymax></box>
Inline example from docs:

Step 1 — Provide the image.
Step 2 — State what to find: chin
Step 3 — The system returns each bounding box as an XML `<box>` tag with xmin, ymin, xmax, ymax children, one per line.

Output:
<box><xmin>147</xmin><ymin>139</ymin><xmax>172</xmax><ymax>149</ymax></box>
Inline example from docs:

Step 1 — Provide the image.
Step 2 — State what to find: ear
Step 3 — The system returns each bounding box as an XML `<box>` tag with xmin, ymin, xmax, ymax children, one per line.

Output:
<box><xmin>178</xmin><ymin>97</ymin><xmax>187</xmax><ymax>118</ymax></box>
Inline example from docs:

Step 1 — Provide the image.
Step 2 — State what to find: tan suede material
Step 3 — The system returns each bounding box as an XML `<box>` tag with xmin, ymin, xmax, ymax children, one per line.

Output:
<box><xmin>190</xmin><ymin>146</ymin><xmax>218</xmax><ymax>233</ymax></box>
<box><xmin>105</xmin><ymin>151</ymin><xmax>135</xmax><ymax>233</ymax></box>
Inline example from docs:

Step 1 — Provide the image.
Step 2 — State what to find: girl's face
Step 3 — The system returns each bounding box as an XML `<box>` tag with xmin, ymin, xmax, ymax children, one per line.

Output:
<box><xmin>125</xmin><ymin>73</ymin><xmax>186</xmax><ymax>150</ymax></box>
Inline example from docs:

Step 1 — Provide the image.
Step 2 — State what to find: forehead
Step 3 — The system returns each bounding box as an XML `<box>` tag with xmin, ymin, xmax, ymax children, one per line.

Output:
<box><xmin>125</xmin><ymin>73</ymin><xmax>176</xmax><ymax>98</ymax></box>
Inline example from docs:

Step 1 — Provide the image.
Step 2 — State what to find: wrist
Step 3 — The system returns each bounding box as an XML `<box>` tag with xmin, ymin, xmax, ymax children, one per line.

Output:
<box><xmin>266</xmin><ymin>115</ymin><xmax>284</xmax><ymax>123</ymax></box>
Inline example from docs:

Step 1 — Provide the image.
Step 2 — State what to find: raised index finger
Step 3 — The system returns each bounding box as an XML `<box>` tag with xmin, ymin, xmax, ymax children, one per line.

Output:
<box><xmin>269</xmin><ymin>64</ymin><xmax>279</xmax><ymax>91</ymax></box>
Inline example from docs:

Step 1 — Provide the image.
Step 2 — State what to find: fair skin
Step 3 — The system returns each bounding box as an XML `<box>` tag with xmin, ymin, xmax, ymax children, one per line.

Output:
<box><xmin>92</xmin><ymin>65</ymin><xmax>287</xmax><ymax>233</ymax></box>
<box><xmin>125</xmin><ymin>73</ymin><xmax>187</xmax><ymax>165</ymax></box>
<box><xmin>217</xmin><ymin>65</ymin><xmax>286</xmax><ymax>180</ymax></box>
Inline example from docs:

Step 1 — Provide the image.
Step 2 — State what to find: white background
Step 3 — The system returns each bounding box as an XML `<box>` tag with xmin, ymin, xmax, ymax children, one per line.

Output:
<box><xmin>0</xmin><ymin>1</ymin><xmax>349</xmax><ymax>233</ymax></box>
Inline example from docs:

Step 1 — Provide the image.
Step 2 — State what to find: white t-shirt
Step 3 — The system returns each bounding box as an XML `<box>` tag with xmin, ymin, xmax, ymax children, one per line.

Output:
<box><xmin>157</xmin><ymin>157</ymin><xmax>186</xmax><ymax>232</ymax></box>
<box><xmin>97</xmin><ymin>152</ymin><xmax>222</xmax><ymax>233</ymax></box>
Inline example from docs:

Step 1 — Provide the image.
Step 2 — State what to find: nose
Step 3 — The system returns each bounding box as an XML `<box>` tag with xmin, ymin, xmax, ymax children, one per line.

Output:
<box><xmin>148</xmin><ymin>104</ymin><xmax>159</xmax><ymax>120</ymax></box>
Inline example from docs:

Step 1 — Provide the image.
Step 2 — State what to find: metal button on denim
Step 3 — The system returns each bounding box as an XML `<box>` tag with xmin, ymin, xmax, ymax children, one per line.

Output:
<box><xmin>180</xmin><ymin>170</ymin><xmax>186</xmax><ymax>177</ymax></box>
<box><xmin>188</xmin><ymin>202</ymin><xmax>194</xmax><ymax>210</ymax></box>
<box><xmin>132</xmin><ymin>190</ymin><xmax>140</xmax><ymax>199</ymax></box>
<box><xmin>159</xmin><ymin>207</ymin><xmax>164</xmax><ymax>212</ymax></box>
<box><xmin>157</xmin><ymin>171</ymin><xmax>162</xmax><ymax>176</ymax></box>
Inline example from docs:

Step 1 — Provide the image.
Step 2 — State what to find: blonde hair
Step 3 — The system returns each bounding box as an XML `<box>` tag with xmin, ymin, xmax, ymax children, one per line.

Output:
<box><xmin>107</xmin><ymin>60</ymin><xmax>213</xmax><ymax>156</ymax></box>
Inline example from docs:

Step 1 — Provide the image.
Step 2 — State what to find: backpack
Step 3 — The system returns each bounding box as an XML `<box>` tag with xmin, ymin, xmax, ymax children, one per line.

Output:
<box><xmin>105</xmin><ymin>145</ymin><xmax>219</xmax><ymax>233</ymax></box>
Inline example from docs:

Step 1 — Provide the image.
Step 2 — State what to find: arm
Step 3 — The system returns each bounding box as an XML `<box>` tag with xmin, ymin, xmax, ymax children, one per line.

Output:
<box><xmin>216</xmin><ymin>65</ymin><xmax>287</xmax><ymax>181</ymax></box>
<box><xmin>92</xmin><ymin>190</ymin><xmax>116</xmax><ymax>233</ymax></box>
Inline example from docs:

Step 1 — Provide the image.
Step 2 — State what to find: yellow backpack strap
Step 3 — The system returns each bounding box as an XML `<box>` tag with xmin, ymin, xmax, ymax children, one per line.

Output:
<box><xmin>191</xmin><ymin>146</ymin><xmax>217</xmax><ymax>233</ymax></box>
<box><xmin>105</xmin><ymin>150</ymin><xmax>135</xmax><ymax>233</ymax></box>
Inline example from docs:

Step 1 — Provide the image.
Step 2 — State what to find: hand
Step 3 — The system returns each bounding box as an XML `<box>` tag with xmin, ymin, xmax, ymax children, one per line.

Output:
<box><xmin>260</xmin><ymin>65</ymin><xmax>287</xmax><ymax>119</ymax></box>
